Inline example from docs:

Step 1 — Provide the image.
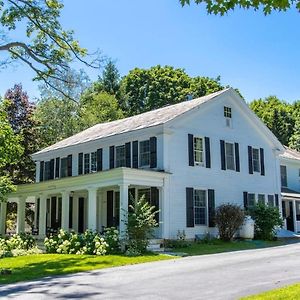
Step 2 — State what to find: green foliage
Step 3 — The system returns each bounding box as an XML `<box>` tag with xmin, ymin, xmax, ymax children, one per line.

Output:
<box><xmin>180</xmin><ymin>0</ymin><xmax>299</xmax><ymax>15</ymax></box>
<box><xmin>0</xmin><ymin>233</ymin><xmax>38</xmax><ymax>258</ymax></box>
<box><xmin>249</xmin><ymin>203</ymin><xmax>283</xmax><ymax>241</ymax></box>
<box><xmin>0</xmin><ymin>0</ymin><xmax>99</xmax><ymax>98</ymax></box>
<box><xmin>215</xmin><ymin>203</ymin><xmax>244</xmax><ymax>241</ymax></box>
<box><xmin>119</xmin><ymin>65</ymin><xmax>224</xmax><ymax>116</ymax></box>
<box><xmin>79</xmin><ymin>92</ymin><xmax>124</xmax><ymax>129</ymax></box>
<box><xmin>126</xmin><ymin>195</ymin><xmax>158</xmax><ymax>255</ymax></box>
<box><xmin>44</xmin><ymin>229</ymin><xmax>121</xmax><ymax>256</ymax></box>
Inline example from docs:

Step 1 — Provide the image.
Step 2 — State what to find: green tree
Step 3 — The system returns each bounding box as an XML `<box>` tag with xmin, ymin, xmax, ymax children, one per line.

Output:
<box><xmin>119</xmin><ymin>65</ymin><xmax>224</xmax><ymax>116</ymax></box>
<box><xmin>0</xmin><ymin>109</ymin><xmax>23</xmax><ymax>202</ymax></box>
<box><xmin>0</xmin><ymin>0</ymin><xmax>100</xmax><ymax>99</ymax></box>
<box><xmin>180</xmin><ymin>0</ymin><xmax>300</xmax><ymax>15</ymax></box>
<box><xmin>79</xmin><ymin>92</ymin><xmax>124</xmax><ymax>129</ymax></box>
<box><xmin>250</xmin><ymin>96</ymin><xmax>294</xmax><ymax>146</ymax></box>
<box><xmin>289</xmin><ymin>119</ymin><xmax>300</xmax><ymax>151</ymax></box>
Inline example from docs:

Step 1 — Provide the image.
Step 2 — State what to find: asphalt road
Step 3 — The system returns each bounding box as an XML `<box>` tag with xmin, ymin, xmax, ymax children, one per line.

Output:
<box><xmin>1</xmin><ymin>243</ymin><xmax>300</xmax><ymax>300</ymax></box>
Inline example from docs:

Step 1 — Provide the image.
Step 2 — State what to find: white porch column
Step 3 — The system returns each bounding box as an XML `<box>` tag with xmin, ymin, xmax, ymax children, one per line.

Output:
<box><xmin>161</xmin><ymin>178</ymin><xmax>170</xmax><ymax>239</ymax></box>
<box><xmin>88</xmin><ymin>187</ymin><xmax>97</xmax><ymax>231</ymax></box>
<box><xmin>72</xmin><ymin>196</ymin><xmax>79</xmax><ymax>232</ymax></box>
<box><xmin>119</xmin><ymin>183</ymin><xmax>129</xmax><ymax>238</ymax></box>
<box><xmin>34</xmin><ymin>197</ymin><xmax>38</xmax><ymax>229</ymax></box>
<box><xmin>293</xmin><ymin>200</ymin><xmax>298</xmax><ymax>233</ymax></box>
<box><xmin>17</xmin><ymin>197</ymin><xmax>26</xmax><ymax>233</ymax></box>
<box><xmin>38</xmin><ymin>194</ymin><xmax>47</xmax><ymax>237</ymax></box>
<box><xmin>0</xmin><ymin>201</ymin><xmax>7</xmax><ymax>236</ymax></box>
<box><xmin>61</xmin><ymin>191</ymin><xmax>70</xmax><ymax>231</ymax></box>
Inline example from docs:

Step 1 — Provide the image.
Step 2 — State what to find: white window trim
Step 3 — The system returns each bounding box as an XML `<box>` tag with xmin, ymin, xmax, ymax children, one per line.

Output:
<box><xmin>224</xmin><ymin>141</ymin><xmax>236</xmax><ymax>171</ymax></box>
<box><xmin>139</xmin><ymin>140</ymin><xmax>150</xmax><ymax>168</ymax></box>
<box><xmin>194</xmin><ymin>136</ymin><xmax>205</xmax><ymax>167</ymax></box>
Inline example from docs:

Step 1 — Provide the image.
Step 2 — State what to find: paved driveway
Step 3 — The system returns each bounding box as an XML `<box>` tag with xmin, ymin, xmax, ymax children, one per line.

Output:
<box><xmin>1</xmin><ymin>243</ymin><xmax>300</xmax><ymax>300</ymax></box>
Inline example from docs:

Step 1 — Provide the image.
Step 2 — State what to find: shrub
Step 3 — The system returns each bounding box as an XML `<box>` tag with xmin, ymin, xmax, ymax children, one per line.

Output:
<box><xmin>44</xmin><ymin>229</ymin><xmax>108</xmax><ymax>255</ymax></box>
<box><xmin>249</xmin><ymin>203</ymin><xmax>283</xmax><ymax>240</ymax></box>
<box><xmin>215</xmin><ymin>203</ymin><xmax>244</xmax><ymax>241</ymax></box>
<box><xmin>126</xmin><ymin>195</ymin><xmax>158</xmax><ymax>255</ymax></box>
<box><xmin>0</xmin><ymin>233</ymin><xmax>38</xmax><ymax>258</ymax></box>
<box><xmin>104</xmin><ymin>227</ymin><xmax>120</xmax><ymax>254</ymax></box>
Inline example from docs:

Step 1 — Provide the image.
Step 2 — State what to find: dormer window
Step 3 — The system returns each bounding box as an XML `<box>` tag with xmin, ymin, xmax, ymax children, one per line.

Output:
<box><xmin>224</xmin><ymin>106</ymin><xmax>232</xmax><ymax>128</ymax></box>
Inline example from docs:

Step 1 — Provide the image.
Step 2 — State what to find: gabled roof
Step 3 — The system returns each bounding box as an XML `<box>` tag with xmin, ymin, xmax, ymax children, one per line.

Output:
<box><xmin>33</xmin><ymin>89</ymin><xmax>228</xmax><ymax>156</ymax></box>
<box><xmin>280</xmin><ymin>147</ymin><xmax>300</xmax><ymax>162</ymax></box>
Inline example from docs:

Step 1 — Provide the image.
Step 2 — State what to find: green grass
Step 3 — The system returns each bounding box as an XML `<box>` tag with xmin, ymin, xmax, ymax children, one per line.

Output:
<box><xmin>0</xmin><ymin>253</ymin><xmax>175</xmax><ymax>285</ymax></box>
<box><xmin>241</xmin><ymin>283</ymin><xmax>300</xmax><ymax>299</ymax></box>
<box><xmin>172</xmin><ymin>239</ymin><xmax>285</xmax><ymax>256</ymax></box>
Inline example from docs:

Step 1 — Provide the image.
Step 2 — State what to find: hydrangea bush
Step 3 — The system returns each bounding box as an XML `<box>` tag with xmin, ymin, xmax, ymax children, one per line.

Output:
<box><xmin>0</xmin><ymin>233</ymin><xmax>40</xmax><ymax>258</ymax></box>
<box><xmin>44</xmin><ymin>228</ymin><xmax>120</xmax><ymax>256</ymax></box>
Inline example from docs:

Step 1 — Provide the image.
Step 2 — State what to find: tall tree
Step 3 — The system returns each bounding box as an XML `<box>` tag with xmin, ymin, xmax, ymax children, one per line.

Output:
<box><xmin>119</xmin><ymin>65</ymin><xmax>224</xmax><ymax>116</ymax></box>
<box><xmin>180</xmin><ymin>0</ymin><xmax>299</xmax><ymax>15</ymax></box>
<box><xmin>250</xmin><ymin>96</ymin><xmax>294</xmax><ymax>146</ymax></box>
<box><xmin>0</xmin><ymin>108</ymin><xmax>23</xmax><ymax>202</ymax></box>
<box><xmin>0</xmin><ymin>0</ymin><xmax>100</xmax><ymax>99</ymax></box>
<box><xmin>3</xmin><ymin>84</ymin><xmax>38</xmax><ymax>183</ymax></box>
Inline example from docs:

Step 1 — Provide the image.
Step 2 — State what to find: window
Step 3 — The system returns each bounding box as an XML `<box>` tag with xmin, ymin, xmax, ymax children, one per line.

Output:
<box><xmin>44</xmin><ymin>161</ymin><xmax>50</xmax><ymax>180</ymax></box>
<box><xmin>280</xmin><ymin>165</ymin><xmax>287</xmax><ymax>187</ymax></box>
<box><xmin>194</xmin><ymin>137</ymin><xmax>204</xmax><ymax>165</ymax></box>
<box><xmin>258</xmin><ymin>194</ymin><xmax>265</xmax><ymax>205</ymax></box>
<box><xmin>60</xmin><ymin>157</ymin><xmax>68</xmax><ymax>178</ymax></box>
<box><xmin>225</xmin><ymin>142</ymin><xmax>235</xmax><ymax>170</ymax></box>
<box><xmin>84</xmin><ymin>153</ymin><xmax>90</xmax><ymax>174</ymax></box>
<box><xmin>252</xmin><ymin>148</ymin><xmax>260</xmax><ymax>173</ymax></box>
<box><xmin>140</xmin><ymin>140</ymin><xmax>150</xmax><ymax>167</ymax></box>
<box><xmin>224</xmin><ymin>106</ymin><xmax>232</xmax><ymax>118</ymax></box>
<box><xmin>91</xmin><ymin>152</ymin><xmax>97</xmax><ymax>172</ymax></box>
<box><xmin>194</xmin><ymin>190</ymin><xmax>207</xmax><ymax>225</ymax></box>
<box><xmin>248</xmin><ymin>193</ymin><xmax>256</xmax><ymax>208</ymax></box>
<box><xmin>268</xmin><ymin>195</ymin><xmax>274</xmax><ymax>207</ymax></box>
<box><xmin>116</xmin><ymin>145</ymin><xmax>126</xmax><ymax>168</ymax></box>
<box><xmin>296</xmin><ymin>201</ymin><xmax>300</xmax><ymax>221</ymax></box>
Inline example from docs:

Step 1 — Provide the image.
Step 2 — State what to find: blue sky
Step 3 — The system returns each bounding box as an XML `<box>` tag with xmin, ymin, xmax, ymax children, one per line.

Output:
<box><xmin>0</xmin><ymin>0</ymin><xmax>300</xmax><ymax>103</ymax></box>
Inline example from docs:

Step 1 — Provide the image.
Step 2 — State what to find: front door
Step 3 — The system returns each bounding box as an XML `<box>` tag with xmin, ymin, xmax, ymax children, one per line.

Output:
<box><xmin>287</xmin><ymin>201</ymin><xmax>294</xmax><ymax>232</ymax></box>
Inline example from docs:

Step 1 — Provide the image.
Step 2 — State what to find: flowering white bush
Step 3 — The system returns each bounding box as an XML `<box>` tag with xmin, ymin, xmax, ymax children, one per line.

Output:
<box><xmin>44</xmin><ymin>229</ymin><xmax>111</xmax><ymax>256</ymax></box>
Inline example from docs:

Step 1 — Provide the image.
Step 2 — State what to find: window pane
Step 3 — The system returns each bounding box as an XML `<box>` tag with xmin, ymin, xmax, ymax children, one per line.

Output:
<box><xmin>84</xmin><ymin>153</ymin><xmax>90</xmax><ymax>174</ymax></box>
<box><xmin>268</xmin><ymin>195</ymin><xmax>274</xmax><ymax>207</ymax></box>
<box><xmin>91</xmin><ymin>152</ymin><xmax>97</xmax><ymax>172</ymax></box>
<box><xmin>60</xmin><ymin>158</ymin><xmax>68</xmax><ymax>178</ymax></box>
<box><xmin>280</xmin><ymin>165</ymin><xmax>287</xmax><ymax>187</ymax></box>
<box><xmin>116</xmin><ymin>145</ymin><xmax>126</xmax><ymax>168</ymax></box>
<box><xmin>225</xmin><ymin>142</ymin><xmax>235</xmax><ymax>170</ymax></box>
<box><xmin>194</xmin><ymin>190</ymin><xmax>206</xmax><ymax>225</ymax></box>
<box><xmin>258</xmin><ymin>194</ymin><xmax>265</xmax><ymax>205</ymax></box>
<box><xmin>224</xmin><ymin>106</ymin><xmax>232</xmax><ymax>118</ymax></box>
<box><xmin>140</xmin><ymin>140</ymin><xmax>150</xmax><ymax>167</ymax></box>
<box><xmin>248</xmin><ymin>193</ymin><xmax>255</xmax><ymax>207</ymax></box>
<box><xmin>194</xmin><ymin>137</ymin><xmax>204</xmax><ymax>165</ymax></box>
<box><xmin>252</xmin><ymin>148</ymin><xmax>260</xmax><ymax>173</ymax></box>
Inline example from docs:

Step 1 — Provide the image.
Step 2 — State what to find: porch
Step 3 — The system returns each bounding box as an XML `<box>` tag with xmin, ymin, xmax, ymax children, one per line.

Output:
<box><xmin>0</xmin><ymin>168</ymin><xmax>170</xmax><ymax>239</ymax></box>
<box><xmin>281</xmin><ymin>187</ymin><xmax>300</xmax><ymax>233</ymax></box>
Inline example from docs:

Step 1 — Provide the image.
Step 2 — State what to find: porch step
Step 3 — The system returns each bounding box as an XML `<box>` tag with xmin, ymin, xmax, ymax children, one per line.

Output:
<box><xmin>147</xmin><ymin>239</ymin><xmax>164</xmax><ymax>252</ymax></box>
<box><xmin>35</xmin><ymin>239</ymin><xmax>46</xmax><ymax>252</ymax></box>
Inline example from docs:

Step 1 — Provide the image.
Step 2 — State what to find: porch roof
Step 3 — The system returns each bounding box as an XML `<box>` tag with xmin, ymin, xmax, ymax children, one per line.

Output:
<box><xmin>8</xmin><ymin>168</ymin><xmax>170</xmax><ymax>200</ymax></box>
<box><xmin>281</xmin><ymin>187</ymin><xmax>300</xmax><ymax>200</ymax></box>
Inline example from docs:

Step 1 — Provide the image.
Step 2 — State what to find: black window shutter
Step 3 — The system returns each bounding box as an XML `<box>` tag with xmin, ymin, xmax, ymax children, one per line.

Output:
<box><xmin>49</xmin><ymin>159</ymin><xmax>55</xmax><ymax>180</ymax></box>
<box><xmin>39</xmin><ymin>161</ymin><xmax>44</xmax><ymax>182</ymax></box>
<box><xmin>55</xmin><ymin>157</ymin><xmax>60</xmax><ymax>178</ymax></box>
<box><xmin>150</xmin><ymin>137</ymin><xmax>157</xmax><ymax>168</ymax></box>
<box><xmin>96</xmin><ymin>148</ymin><xmax>103</xmax><ymax>171</ymax></box>
<box><xmin>275</xmin><ymin>194</ymin><xmax>279</xmax><ymax>207</ymax></box>
<box><xmin>188</xmin><ymin>134</ymin><xmax>194</xmax><ymax>166</ymax></box>
<box><xmin>208</xmin><ymin>189</ymin><xmax>215</xmax><ymax>227</ymax></box>
<box><xmin>205</xmin><ymin>137</ymin><xmax>211</xmax><ymax>168</ymax></box>
<box><xmin>109</xmin><ymin>146</ymin><xmax>115</xmax><ymax>169</ymax></box>
<box><xmin>282</xmin><ymin>201</ymin><xmax>286</xmax><ymax>218</ymax></box>
<box><xmin>150</xmin><ymin>187</ymin><xmax>159</xmax><ymax>223</ymax></box>
<box><xmin>248</xmin><ymin>146</ymin><xmax>253</xmax><ymax>174</ymax></box>
<box><xmin>260</xmin><ymin>148</ymin><xmax>265</xmax><ymax>176</ymax></box>
<box><xmin>125</xmin><ymin>142</ymin><xmax>131</xmax><ymax>168</ymax></box>
<box><xmin>243</xmin><ymin>191</ymin><xmax>248</xmax><ymax>210</ymax></box>
<box><xmin>67</xmin><ymin>154</ymin><xmax>72</xmax><ymax>177</ymax></box>
<box><xmin>220</xmin><ymin>140</ymin><xmax>226</xmax><ymax>170</ymax></box>
<box><xmin>107</xmin><ymin>191</ymin><xmax>114</xmax><ymax>227</ymax></box>
<box><xmin>132</xmin><ymin>141</ymin><xmax>138</xmax><ymax>168</ymax></box>
<box><xmin>235</xmin><ymin>143</ymin><xmax>240</xmax><ymax>172</ymax></box>
<box><xmin>78</xmin><ymin>153</ymin><xmax>83</xmax><ymax>175</ymax></box>
<box><xmin>186</xmin><ymin>187</ymin><xmax>194</xmax><ymax>227</ymax></box>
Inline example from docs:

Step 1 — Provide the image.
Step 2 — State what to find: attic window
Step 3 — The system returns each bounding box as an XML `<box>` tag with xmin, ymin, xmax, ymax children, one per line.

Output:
<box><xmin>224</xmin><ymin>106</ymin><xmax>232</xmax><ymax>118</ymax></box>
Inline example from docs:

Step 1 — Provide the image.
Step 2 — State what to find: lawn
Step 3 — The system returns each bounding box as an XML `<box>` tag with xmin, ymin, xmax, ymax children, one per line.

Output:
<box><xmin>0</xmin><ymin>253</ymin><xmax>175</xmax><ymax>285</ymax></box>
<box><xmin>171</xmin><ymin>239</ymin><xmax>285</xmax><ymax>256</ymax></box>
<box><xmin>241</xmin><ymin>283</ymin><xmax>300</xmax><ymax>299</ymax></box>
